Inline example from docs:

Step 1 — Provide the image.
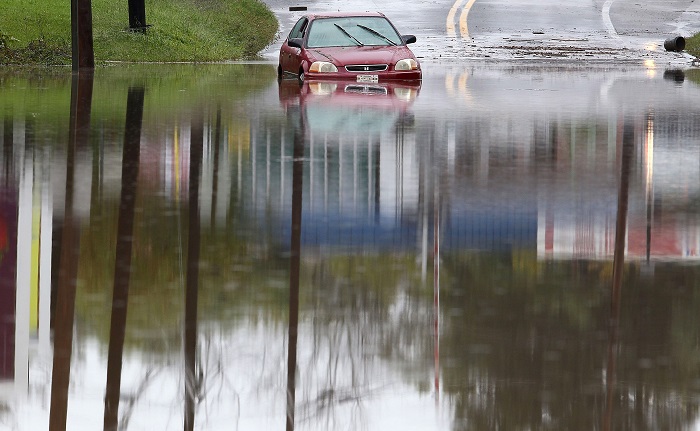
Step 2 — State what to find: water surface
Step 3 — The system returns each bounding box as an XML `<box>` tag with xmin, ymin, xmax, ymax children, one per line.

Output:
<box><xmin>1</xmin><ymin>63</ymin><xmax>700</xmax><ymax>430</ymax></box>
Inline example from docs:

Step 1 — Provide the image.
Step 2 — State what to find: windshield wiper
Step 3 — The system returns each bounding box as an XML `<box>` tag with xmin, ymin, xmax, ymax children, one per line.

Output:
<box><xmin>356</xmin><ymin>24</ymin><xmax>397</xmax><ymax>46</ymax></box>
<box><xmin>334</xmin><ymin>24</ymin><xmax>364</xmax><ymax>46</ymax></box>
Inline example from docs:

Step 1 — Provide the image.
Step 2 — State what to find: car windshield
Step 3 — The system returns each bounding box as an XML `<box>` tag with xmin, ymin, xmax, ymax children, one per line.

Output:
<box><xmin>307</xmin><ymin>17</ymin><xmax>402</xmax><ymax>48</ymax></box>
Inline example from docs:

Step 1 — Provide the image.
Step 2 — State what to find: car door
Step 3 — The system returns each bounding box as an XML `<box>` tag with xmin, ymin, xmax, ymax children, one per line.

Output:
<box><xmin>280</xmin><ymin>17</ymin><xmax>308</xmax><ymax>75</ymax></box>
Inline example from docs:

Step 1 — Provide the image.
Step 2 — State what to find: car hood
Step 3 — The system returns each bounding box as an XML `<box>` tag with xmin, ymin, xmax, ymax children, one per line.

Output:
<box><xmin>308</xmin><ymin>45</ymin><xmax>416</xmax><ymax>66</ymax></box>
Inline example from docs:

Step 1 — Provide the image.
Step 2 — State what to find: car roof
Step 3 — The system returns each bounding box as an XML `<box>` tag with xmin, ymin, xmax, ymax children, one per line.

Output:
<box><xmin>304</xmin><ymin>11</ymin><xmax>387</xmax><ymax>20</ymax></box>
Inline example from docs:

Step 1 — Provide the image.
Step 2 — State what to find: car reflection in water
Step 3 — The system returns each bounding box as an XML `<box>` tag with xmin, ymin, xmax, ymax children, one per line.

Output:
<box><xmin>278</xmin><ymin>79</ymin><xmax>420</xmax><ymax>135</ymax></box>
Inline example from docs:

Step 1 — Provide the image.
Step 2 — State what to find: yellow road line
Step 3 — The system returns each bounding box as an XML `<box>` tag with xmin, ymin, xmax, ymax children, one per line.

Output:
<box><xmin>446</xmin><ymin>0</ymin><xmax>466</xmax><ymax>37</ymax></box>
<box><xmin>459</xmin><ymin>0</ymin><xmax>477</xmax><ymax>38</ymax></box>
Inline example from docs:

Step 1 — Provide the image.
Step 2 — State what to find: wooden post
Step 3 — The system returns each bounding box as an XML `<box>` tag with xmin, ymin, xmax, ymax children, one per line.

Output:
<box><xmin>71</xmin><ymin>0</ymin><xmax>95</xmax><ymax>70</ymax></box>
<box><xmin>128</xmin><ymin>0</ymin><xmax>148</xmax><ymax>32</ymax></box>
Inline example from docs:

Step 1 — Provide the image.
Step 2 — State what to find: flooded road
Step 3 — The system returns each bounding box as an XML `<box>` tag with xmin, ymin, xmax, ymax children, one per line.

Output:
<box><xmin>263</xmin><ymin>0</ymin><xmax>700</xmax><ymax>66</ymax></box>
<box><xmin>2</xmin><ymin>63</ymin><xmax>700</xmax><ymax>430</ymax></box>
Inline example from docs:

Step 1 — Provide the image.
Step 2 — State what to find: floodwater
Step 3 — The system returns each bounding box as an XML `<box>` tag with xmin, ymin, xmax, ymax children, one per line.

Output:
<box><xmin>1</xmin><ymin>62</ymin><xmax>700</xmax><ymax>430</ymax></box>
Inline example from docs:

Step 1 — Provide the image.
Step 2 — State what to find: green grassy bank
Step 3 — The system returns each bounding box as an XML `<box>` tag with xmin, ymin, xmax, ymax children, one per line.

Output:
<box><xmin>0</xmin><ymin>0</ymin><xmax>278</xmax><ymax>65</ymax></box>
<box><xmin>686</xmin><ymin>34</ymin><xmax>700</xmax><ymax>59</ymax></box>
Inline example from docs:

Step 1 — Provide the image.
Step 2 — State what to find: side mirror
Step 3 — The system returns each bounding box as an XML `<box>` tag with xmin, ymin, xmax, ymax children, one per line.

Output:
<box><xmin>401</xmin><ymin>35</ymin><xmax>417</xmax><ymax>45</ymax></box>
<box><xmin>288</xmin><ymin>38</ymin><xmax>304</xmax><ymax>48</ymax></box>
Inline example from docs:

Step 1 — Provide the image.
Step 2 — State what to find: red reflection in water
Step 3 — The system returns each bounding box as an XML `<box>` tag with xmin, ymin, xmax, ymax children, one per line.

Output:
<box><xmin>0</xmin><ymin>191</ymin><xmax>18</xmax><ymax>380</ymax></box>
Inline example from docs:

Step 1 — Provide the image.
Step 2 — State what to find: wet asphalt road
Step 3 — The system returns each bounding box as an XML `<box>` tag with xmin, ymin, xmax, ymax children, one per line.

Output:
<box><xmin>260</xmin><ymin>0</ymin><xmax>700</xmax><ymax>66</ymax></box>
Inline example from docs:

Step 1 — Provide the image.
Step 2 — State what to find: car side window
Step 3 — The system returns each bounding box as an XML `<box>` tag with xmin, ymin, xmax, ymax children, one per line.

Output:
<box><xmin>299</xmin><ymin>20</ymin><xmax>308</xmax><ymax>37</ymax></box>
<box><xmin>288</xmin><ymin>18</ymin><xmax>308</xmax><ymax>40</ymax></box>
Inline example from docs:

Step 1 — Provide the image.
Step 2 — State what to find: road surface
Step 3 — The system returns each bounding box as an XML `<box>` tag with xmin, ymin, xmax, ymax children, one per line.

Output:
<box><xmin>260</xmin><ymin>0</ymin><xmax>700</xmax><ymax>66</ymax></box>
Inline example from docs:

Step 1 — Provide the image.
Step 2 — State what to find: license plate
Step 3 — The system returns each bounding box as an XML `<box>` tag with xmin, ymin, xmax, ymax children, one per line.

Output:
<box><xmin>357</xmin><ymin>74</ymin><xmax>379</xmax><ymax>83</ymax></box>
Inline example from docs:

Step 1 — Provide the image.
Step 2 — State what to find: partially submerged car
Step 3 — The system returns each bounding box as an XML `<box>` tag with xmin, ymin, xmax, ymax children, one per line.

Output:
<box><xmin>278</xmin><ymin>12</ymin><xmax>422</xmax><ymax>83</ymax></box>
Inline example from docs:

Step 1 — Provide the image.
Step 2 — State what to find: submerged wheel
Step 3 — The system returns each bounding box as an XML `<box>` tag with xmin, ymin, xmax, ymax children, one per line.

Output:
<box><xmin>298</xmin><ymin>69</ymin><xmax>305</xmax><ymax>83</ymax></box>
<box><xmin>277</xmin><ymin>65</ymin><xmax>283</xmax><ymax>80</ymax></box>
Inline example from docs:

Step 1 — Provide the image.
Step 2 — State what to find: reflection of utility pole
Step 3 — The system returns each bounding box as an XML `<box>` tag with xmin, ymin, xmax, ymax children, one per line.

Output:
<box><xmin>286</xmin><ymin>108</ymin><xmax>305</xmax><ymax>431</ymax></box>
<box><xmin>419</xmin><ymin>133</ymin><xmax>428</xmax><ymax>281</ymax></box>
<box><xmin>395</xmin><ymin>118</ymin><xmax>405</xmax><ymax>252</ymax></box>
<box><xmin>49</xmin><ymin>71</ymin><xmax>93</xmax><ymax>431</ymax></box>
<box><xmin>184</xmin><ymin>111</ymin><xmax>204</xmax><ymax>431</ymax></box>
<box><xmin>104</xmin><ymin>87</ymin><xmax>144</xmax><ymax>431</ymax></box>
<box><xmin>210</xmin><ymin>106</ymin><xmax>221</xmax><ymax>231</ymax></box>
<box><xmin>603</xmin><ymin>120</ymin><xmax>634</xmax><ymax>431</ymax></box>
<box><xmin>373</xmin><ymin>139</ymin><xmax>380</xmax><ymax>224</ymax></box>
<box><xmin>433</xmin><ymin>168</ymin><xmax>440</xmax><ymax>403</ymax></box>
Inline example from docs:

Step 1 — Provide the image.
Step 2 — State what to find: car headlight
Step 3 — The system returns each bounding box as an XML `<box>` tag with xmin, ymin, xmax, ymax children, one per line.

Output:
<box><xmin>309</xmin><ymin>61</ymin><xmax>338</xmax><ymax>73</ymax></box>
<box><xmin>395</xmin><ymin>58</ymin><xmax>418</xmax><ymax>71</ymax></box>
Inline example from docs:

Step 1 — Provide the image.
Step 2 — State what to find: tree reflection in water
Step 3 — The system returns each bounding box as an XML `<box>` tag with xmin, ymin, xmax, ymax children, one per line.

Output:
<box><xmin>438</xmin><ymin>118</ymin><xmax>700</xmax><ymax>430</ymax></box>
<box><xmin>49</xmin><ymin>71</ymin><xmax>93</xmax><ymax>431</ymax></box>
<box><xmin>603</xmin><ymin>118</ymin><xmax>634</xmax><ymax>431</ymax></box>
<box><xmin>285</xmin><ymin>93</ymin><xmax>304</xmax><ymax>431</ymax></box>
<box><xmin>103</xmin><ymin>86</ymin><xmax>144</xmax><ymax>431</ymax></box>
<box><xmin>184</xmin><ymin>108</ymin><xmax>203</xmax><ymax>431</ymax></box>
<box><xmin>2</xmin><ymin>65</ymin><xmax>700</xmax><ymax>430</ymax></box>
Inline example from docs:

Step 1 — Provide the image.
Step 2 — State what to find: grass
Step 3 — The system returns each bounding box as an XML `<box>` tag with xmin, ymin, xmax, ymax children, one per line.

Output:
<box><xmin>683</xmin><ymin>34</ymin><xmax>700</xmax><ymax>86</ymax></box>
<box><xmin>0</xmin><ymin>0</ymin><xmax>278</xmax><ymax>65</ymax></box>
<box><xmin>686</xmin><ymin>33</ymin><xmax>700</xmax><ymax>59</ymax></box>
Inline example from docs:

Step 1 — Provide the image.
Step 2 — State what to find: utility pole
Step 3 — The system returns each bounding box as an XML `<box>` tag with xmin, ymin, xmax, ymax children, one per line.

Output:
<box><xmin>71</xmin><ymin>0</ymin><xmax>94</xmax><ymax>70</ymax></box>
<box><xmin>128</xmin><ymin>0</ymin><xmax>148</xmax><ymax>32</ymax></box>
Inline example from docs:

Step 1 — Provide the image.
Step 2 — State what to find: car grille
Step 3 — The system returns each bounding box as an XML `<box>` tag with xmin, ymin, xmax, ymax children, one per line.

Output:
<box><xmin>345</xmin><ymin>85</ymin><xmax>388</xmax><ymax>95</ymax></box>
<box><xmin>345</xmin><ymin>64</ymin><xmax>388</xmax><ymax>72</ymax></box>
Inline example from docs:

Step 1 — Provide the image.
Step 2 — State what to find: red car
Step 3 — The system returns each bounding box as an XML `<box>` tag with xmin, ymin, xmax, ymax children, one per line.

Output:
<box><xmin>278</xmin><ymin>12</ymin><xmax>422</xmax><ymax>83</ymax></box>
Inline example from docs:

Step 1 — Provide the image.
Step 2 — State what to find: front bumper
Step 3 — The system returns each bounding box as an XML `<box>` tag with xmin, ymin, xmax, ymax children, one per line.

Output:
<box><xmin>305</xmin><ymin>69</ymin><xmax>422</xmax><ymax>82</ymax></box>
